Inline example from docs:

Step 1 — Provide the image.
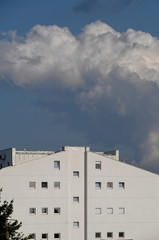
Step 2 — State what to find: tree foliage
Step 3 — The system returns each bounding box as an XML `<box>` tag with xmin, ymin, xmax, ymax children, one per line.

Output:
<box><xmin>0</xmin><ymin>189</ymin><xmax>32</xmax><ymax>240</ymax></box>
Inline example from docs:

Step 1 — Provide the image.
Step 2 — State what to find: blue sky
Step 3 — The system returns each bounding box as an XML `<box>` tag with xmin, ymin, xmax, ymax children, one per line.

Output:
<box><xmin>1</xmin><ymin>0</ymin><xmax>159</xmax><ymax>172</ymax></box>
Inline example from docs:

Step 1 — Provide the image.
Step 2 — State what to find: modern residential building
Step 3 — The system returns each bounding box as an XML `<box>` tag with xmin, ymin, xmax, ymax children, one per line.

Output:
<box><xmin>0</xmin><ymin>146</ymin><xmax>159</xmax><ymax>240</ymax></box>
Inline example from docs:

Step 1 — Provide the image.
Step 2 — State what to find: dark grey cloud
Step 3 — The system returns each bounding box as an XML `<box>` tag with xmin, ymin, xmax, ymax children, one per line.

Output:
<box><xmin>73</xmin><ymin>0</ymin><xmax>133</xmax><ymax>14</ymax></box>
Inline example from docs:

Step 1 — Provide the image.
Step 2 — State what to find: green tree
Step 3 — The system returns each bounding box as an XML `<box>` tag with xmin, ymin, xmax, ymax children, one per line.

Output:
<box><xmin>0</xmin><ymin>189</ymin><xmax>32</xmax><ymax>240</ymax></box>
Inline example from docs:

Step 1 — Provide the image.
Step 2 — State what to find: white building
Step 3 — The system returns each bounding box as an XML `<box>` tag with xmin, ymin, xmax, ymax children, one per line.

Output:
<box><xmin>0</xmin><ymin>146</ymin><xmax>159</xmax><ymax>240</ymax></box>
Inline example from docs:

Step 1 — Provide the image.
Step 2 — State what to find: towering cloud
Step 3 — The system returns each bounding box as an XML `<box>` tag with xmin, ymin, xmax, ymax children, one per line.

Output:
<box><xmin>1</xmin><ymin>21</ymin><xmax>159</xmax><ymax>172</ymax></box>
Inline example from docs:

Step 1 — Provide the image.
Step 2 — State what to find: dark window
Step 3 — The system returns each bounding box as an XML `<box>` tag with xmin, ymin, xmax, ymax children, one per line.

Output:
<box><xmin>54</xmin><ymin>208</ymin><xmax>60</xmax><ymax>214</ymax></box>
<box><xmin>41</xmin><ymin>182</ymin><xmax>48</xmax><ymax>188</ymax></box>
<box><xmin>95</xmin><ymin>232</ymin><xmax>101</xmax><ymax>238</ymax></box>
<box><xmin>107</xmin><ymin>232</ymin><xmax>113</xmax><ymax>238</ymax></box>
<box><xmin>119</xmin><ymin>232</ymin><xmax>125</xmax><ymax>238</ymax></box>
<box><xmin>54</xmin><ymin>233</ymin><xmax>60</xmax><ymax>239</ymax></box>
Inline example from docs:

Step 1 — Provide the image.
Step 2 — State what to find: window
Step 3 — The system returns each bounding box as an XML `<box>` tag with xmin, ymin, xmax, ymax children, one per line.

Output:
<box><xmin>107</xmin><ymin>182</ymin><xmax>113</xmax><ymax>189</ymax></box>
<box><xmin>73</xmin><ymin>221</ymin><xmax>79</xmax><ymax>228</ymax></box>
<box><xmin>107</xmin><ymin>208</ymin><xmax>113</xmax><ymax>214</ymax></box>
<box><xmin>42</xmin><ymin>233</ymin><xmax>48</xmax><ymax>239</ymax></box>
<box><xmin>54</xmin><ymin>181</ymin><xmax>60</xmax><ymax>189</ymax></box>
<box><xmin>95</xmin><ymin>208</ymin><xmax>101</xmax><ymax>214</ymax></box>
<box><xmin>54</xmin><ymin>233</ymin><xmax>61</xmax><ymax>239</ymax></box>
<box><xmin>29</xmin><ymin>182</ymin><xmax>36</xmax><ymax>189</ymax></box>
<box><xmin>73</xmin><ymin>197</ymin><xmax>79</xmax><ymax>203</ymax></box>
<box><xmin>95</xmin><ymin>161</ymin><xmax>101</xmax><ymax>170</ymax></box>
<box><xmin>42</xmin><ymin>208</ymin><xmax>48</xmax><ymax>214</ymax></box>
<box><xmin>119</xmin><ymin>208</ymin><xmax>125</xmax><ymax>214</ymax></box>
<box><xmin>73</xmin><ymin>171</ymin><xmax>79</xmax><ymax>177</ymax></box>
<box><xmin>41</xmin><ymin>182</ymin><xmax>48</xmax><ymax>188</ymax></box>
<box><xmin>119</xmin><ymin>182</ymin><xmax>125</xmax><ymax>189</ymax></box>
<box><xmin>119</xmin><ymin>232</ymin><xmax>125</xmax><ymax>238</ymax></box>
<box><xmin>0</xmin><ymin>164</ymin><xmax>2</xmax><ymax>169</ymax></box>
<box><xmin>107</xmin><ymin>232</ymin><xmax>113</xmax><ymax>238</ymax></box>
<box><xmin>0</xmin><ymin>155</ymin><xmax>6</xmax><ymax>160</ymax></box>
<box><xmin>95</xmin><ymin>232</ymin><xmax>101</xmax><ymax>238</ymax></box>
<box><xmin>54</xmin><ymin>161</ymin><xmax>60</xmax><ymax>169</ymax></box>
<box><xmin>29</xmin><ymin>208</ymin><xmax>36</xmax><ymax>214</ymax></box>
<box><xmin>54</xmin><ymin>207</ymin><xmax>60</xmax><ymax>214</ymax></box>
<box><xmin>29</xmin><ymin>233</ymin><xmax>36</xmax><ymax>240</ymax></box>
<box><xmin>95</xmin><ymin>182</ymin><xmax>101</xmax><ymax>189</ymax></box>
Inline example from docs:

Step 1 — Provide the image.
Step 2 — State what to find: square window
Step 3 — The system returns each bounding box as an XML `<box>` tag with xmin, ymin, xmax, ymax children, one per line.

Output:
<box><xmin>42</xmin><ymin>208</ymin><xmax>48</xmax><ymax>214</ymax></box>
<box><xmin>29</xmin><ymin>208</ymin><xmax>36</xmax><ymax>214</ymax></box>
<box><xmin>54</xmin><ymin>207</ymin><xmax>60</xmax><ymax>214</ymax></box>
<box><xmin>119</xmin><ymin>208</ymin><xmax>125</xmax><ymax>214</ymax></box>
<box><xmin>73</xmin><ymin>171</ymin><xmax>79</xmax><ymax>177</ymax></box>
<box><xmin>73</xmin><ymin>221</ymin><xmax>79</xmax><ymax>228</ymax></box>
<box><xmin>119</xmin><ymin>182</ymin><xmax>125</xmax><ymax>189</ymax></box>
<box><xmin>54</xmin><ymin>181</ymin><xmax>60</xmax><ymax>189</ymax></box>
<box><xmin>107</xmin><ymin>232</ymin><xmax>113</xmax><ymax>238</ymax></box>
<box><xmin>54</xmin><ymin>161</ymin><xmax>60</xmax><ymax>169</ymax></box>
<box><xmin>73</xmin><ymin>197</ymin><xmax>79</xmax><ymax>203</ymax></box>
<box><xmin>95</xmin><ymin>208</ymin><xmax>101</xmax><ymax>214</ymax></box>
<box><xmin>107</xmin><ymin>182</ymin><xmax>113</xmax><ymax>189</ymax></box>
<box><xmin>119</xmin><ymin>232</ymin><xmax>125</xmax><ymax>238</ymax></box>
<box><xmin>29</xmin><ymin>233</ymin><xmax>36</xmax><ymax>240</ymax></box>
<box><xmin>41</xmin><ymin>182</ymin><xmax>48</xmax><ymax>188</ymax></box>
<box><xmin>107</xmin><ymin>208</ymin><xmax>113</xmax><ymax>214</ymax></box>
<box><xmin>42</xmin><ymin>233</ymin><xmax>48</xmax><ymax>239</ymax></box>
<box><xmin>29</xmin><ymin>182</ymin><xmax>36</xmax><ymax>189</ymax></box>
<box><xmin>95</xmin><ymin>182</ymin><xmax>101</xmax><ymax>189</ymax></box>
<box><xmin>54</xmin><ymin>233</ymin><xmax>60</xmax><ymax>239</ymax></box>
<box><xmin>95</xmin><ymin>232</ymin><xmax>101</xmax><ymax>238</ymax></box>
<box><xmin>95</xmin><ymin>161</ymin><xmax>101</xmax><ymax>170</ymax></box>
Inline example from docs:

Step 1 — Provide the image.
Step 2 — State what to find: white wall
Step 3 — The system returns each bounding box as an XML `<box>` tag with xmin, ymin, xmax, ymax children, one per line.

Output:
<box><xmin>1</xmin><ymin>147</ymin><xmax>159</xmax><ymax>240</ymax></box>
<box><xmin>87</xmin><ymin>151</ymin><xmax>159</xmax><ymax>240</ymax></box>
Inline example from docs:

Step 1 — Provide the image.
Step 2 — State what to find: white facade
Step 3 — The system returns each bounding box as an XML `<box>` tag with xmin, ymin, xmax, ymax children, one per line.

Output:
<box><xmin>0</xmin><ymin>146</ymin><xmax>159</xmax><ymax>240</ymax></box>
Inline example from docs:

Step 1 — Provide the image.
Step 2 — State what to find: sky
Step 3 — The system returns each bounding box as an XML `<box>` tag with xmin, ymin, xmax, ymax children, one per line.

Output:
<box><xmin>1</xmin><ymin>0</ymin><xmax>159</xmax><ymax>173</ymax></box>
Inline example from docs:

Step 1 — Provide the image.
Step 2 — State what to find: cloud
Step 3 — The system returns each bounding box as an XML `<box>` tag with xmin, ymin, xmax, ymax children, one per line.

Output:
<box><xmin>73</xmin><ymin>0</ymin><xmax>134</xmax><ymax>14</ymax></box>
<box><xmin>1</xmin><ymin>21</ymin><xmax>159</xmax><ymax>171</ymax></box>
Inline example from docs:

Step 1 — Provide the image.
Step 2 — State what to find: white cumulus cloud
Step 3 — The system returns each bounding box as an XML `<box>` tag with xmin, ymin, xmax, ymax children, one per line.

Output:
<box><xmin>1</xmin><ymin>21</ymin><xmax>159</xmax><ymax>171</ymax></box>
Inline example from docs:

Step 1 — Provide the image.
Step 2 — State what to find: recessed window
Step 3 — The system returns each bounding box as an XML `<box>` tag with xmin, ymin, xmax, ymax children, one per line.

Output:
<box><xmin>119</xmin><ymin>208</ymin><xmax>125</xmax><ymax>214</ymax></box>
<box><xmin>29</xmin><ymin>208</ymin><xmax>36</xmax><ymax>214</ymax></box>
<box><xmin>95</xmin><ymin>182</ymin><xmax>101</xmax><ymax>189</ymax></box>
<box><xmin>95</xmin><ymin>161</ymin><xmax>101</xmax><ymax>170</ymax></box>
<box><xmin>41</xmin><ymin>182</ymin><xmax>48</xmax><ymax>188</ymax></box>
<box><xmin>54</xmin><ymin>233</ymin><xmax>61</xmax><ymax>239</ymax></box>
<box><xmin>107</xmin><ymin>232</ymin><xmax>113</xmax><ymax>238</ymax></box>
<box><xmin>29</xmin><ymin>233</ymin><xmax>36</xmax><ymax>240</ymax></box>
<box><xmin>54</xmin><ymin>181</ymin><xmax>60</xmax><ymax>189</ymax></box>
<box><xmin>54</xmin><ymin>161</ymin><xmax>60</xmax><ymax>170</ymax></box>
<box><xmin>73</xmin><ymin>197</ymin><xmax>79</xmax><ymax>203</ymax></box>
<box><xmin>73</xmin><ymin>221</ymin><xmax>79</xmax><ymax>228</ymax></box>
<box><xmin>119</xmin><ymin>232</ymin><xmax>125</xmax><ymax>238</ymax></box>
<box><xmin>95</xmin><ymin>232</ymin><xmax>101</xmax><ymax>238</ymax></box>
<box><xmin>54</xmin><ymin>207</ymin><xmax>61</xmax><ymax>214</ymax></box>
<box><xmin>107</xmin><ymin>208</ymin><xmax>113</xmax><ymax>214</ymax></box>
<box><xmin>107</xmin><ymin>182</ymin><xmax>113</xmax><ymax>189</ymax></box>
<box><xmin>119</xmin><ymin>182</ymin><xmax>125</xmax><ymax>189</ymax></box>
<box><xmin>73</xmin><ymin>171</ymin><xmax>79</xmax><ymax>177</ymax></box>
<box><xmin>42</xmin><ymin>208</ymin><xmax>48</xmax><ymax>214</ymax></box>
<box><xmin>29</xmin><ymin>182</ymin><xmax>36</xmax><ymax>189</ymax></box>
<box><xmin>95</xmin><ymin>208</ymin><xmax>101</xmax><ymax>214</ymax></box>
<box><xmin>42</xmin><ymin>233</ymin><xmax>48</xmax><ymax>239</ymax></box>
